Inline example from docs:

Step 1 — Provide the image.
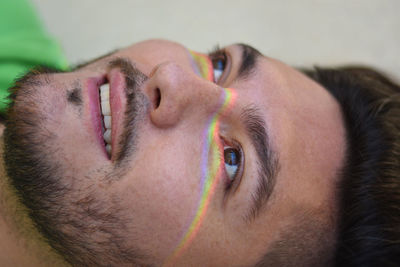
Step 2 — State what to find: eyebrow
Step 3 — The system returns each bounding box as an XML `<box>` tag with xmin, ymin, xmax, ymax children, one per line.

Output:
<box><xmin>232</xmin><ymin>44</ymin><xmax>280</xmax><ymax>222</ymax></box>
<box><xmin>235</xmin><ymin>43</ymin><xmax>263</xmax><ymax>81</ymax></box>
<box><xmin>241</xmin><ymin>106</ymin><xmax>280</xmax><ymax>223</ymax></box>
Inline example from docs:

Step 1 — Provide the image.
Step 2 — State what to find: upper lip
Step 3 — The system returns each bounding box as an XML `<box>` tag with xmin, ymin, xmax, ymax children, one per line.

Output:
<box><xmin>107</xmin><ymin>67</ymin><xmax>128</xmax><ymax>162</ymax></box>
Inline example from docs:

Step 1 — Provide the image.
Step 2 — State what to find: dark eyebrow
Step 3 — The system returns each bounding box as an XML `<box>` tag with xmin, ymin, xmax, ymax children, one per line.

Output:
<box><xmin>235</xmin><ymin>44</ymin><xmax>263</xmax><ymax>81</ymax></box>
<box><xmin>241</xmin><ymin>106</ymin><xmax>280</xmax><ymax>223</ymax></box>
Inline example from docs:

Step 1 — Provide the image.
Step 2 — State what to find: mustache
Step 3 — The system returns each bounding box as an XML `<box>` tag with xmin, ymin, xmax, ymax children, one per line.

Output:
<box><xmin>108</xmin><ymin>58</ymin><xmax>148</xmax><ymax>96</ymax></box>
<box><xmin>108</xmin><ymin>58</ymin><xmax>149</xmax><ymax>167</ymax></box>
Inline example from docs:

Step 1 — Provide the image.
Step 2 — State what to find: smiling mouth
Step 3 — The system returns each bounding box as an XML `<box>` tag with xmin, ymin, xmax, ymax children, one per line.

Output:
<box><xmin>99</xmin><ymin>82</ymin><xmax>112</xmax><ymax>157</ymax></box>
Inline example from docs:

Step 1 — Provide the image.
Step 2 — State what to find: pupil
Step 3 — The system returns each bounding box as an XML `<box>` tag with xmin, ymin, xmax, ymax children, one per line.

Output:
<box><xmin>224</xmin><ymin>148</ymin><xmax>239</xmax><ymax>166</ymax></box>
<box><xmin>213</xmin><ymin>55</ymin><xmax>225</xmax><ymax>70</ymax></box>
<box><xmin>217</xmin><ymin>60</ymin><xmax>224</xmax><ymax>70</ymax></box>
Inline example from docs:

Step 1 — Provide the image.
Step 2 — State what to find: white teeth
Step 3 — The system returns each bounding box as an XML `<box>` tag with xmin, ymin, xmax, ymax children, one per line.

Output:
<box><xmin>106</xmin><ymin>144</ymin><xmax>112</xmax><ymax>155</ymax></box>
<box><xmin>103</xmin><ymin>129</ymin><xmax>112</xmax><ymax>143</ymax></box>
<box><xmin>101</xmin><ymin>100</ymin><xmax>111</xmax><ymax>116</ymax></box>
<box><xmin>99</xmin><ymin>83</ymin><xmax>112</xmax><ymax>157</ymax></box>
<box><xmin>103</xmin><ymin>115</ymin><xmax>111</xmax><ymax>128</ymax></box>
<box><xmin>100</xmin><ymin>84</ymin><xmax>110</xmax><ymax>100</ymax></box>
<box><xmin>100</xmin><ymin>83</ymin><xmax>111</xmax><ymax>116</ymax></box>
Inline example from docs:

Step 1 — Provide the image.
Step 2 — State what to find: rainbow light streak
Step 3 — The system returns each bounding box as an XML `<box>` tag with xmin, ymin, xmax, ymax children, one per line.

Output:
<box><xmin>164</xmin><ymin>88</ymin><xmax>237</xmax><ymax>266</ymax></box>
<box><xmin>189</xmin><ymin>50</ymin><xmax>214</xmax><ymax>82</ymax></box>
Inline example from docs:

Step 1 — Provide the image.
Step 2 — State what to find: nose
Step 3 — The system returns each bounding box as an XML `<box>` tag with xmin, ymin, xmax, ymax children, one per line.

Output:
<box><xmin>145</xmin><ymin>62</ymin><xmax>223</xmax><ymax>128</ymax></box>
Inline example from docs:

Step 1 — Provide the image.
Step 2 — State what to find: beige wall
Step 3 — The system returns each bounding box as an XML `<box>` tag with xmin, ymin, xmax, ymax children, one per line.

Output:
<box><xmin>32</xmin><ymin>0</ymin><xmax>400</xmax><ymax>78</ymax></box>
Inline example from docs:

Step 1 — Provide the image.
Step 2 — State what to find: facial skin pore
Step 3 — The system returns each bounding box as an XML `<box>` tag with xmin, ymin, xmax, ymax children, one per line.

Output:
<box><xmin>0</xmin><ymin>40</ymin><xmax>346</xmax><ymax>266</ymax></box>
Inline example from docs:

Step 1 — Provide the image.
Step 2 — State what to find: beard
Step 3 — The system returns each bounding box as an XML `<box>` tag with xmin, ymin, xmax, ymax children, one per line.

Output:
<box><xmin>3</xmin><ymin>59</ymin><xmax>152</xmax><ymax>266</ymax></box>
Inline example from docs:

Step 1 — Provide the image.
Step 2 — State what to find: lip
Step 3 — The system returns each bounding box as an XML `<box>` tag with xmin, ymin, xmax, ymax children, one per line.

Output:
<box><xmin>108</xmin><ymin>68</ymin><xmax>126</xmax><ymax>161</ymax></box>
<box><xmin>87</xmin><ymin>69</ymin><xmax>126</xmax><ymax>161</ymax></box>
<box><xmin>87</xmin><ymin>76</ymin><xmax>108</xmax><ymax>158</ymax></box>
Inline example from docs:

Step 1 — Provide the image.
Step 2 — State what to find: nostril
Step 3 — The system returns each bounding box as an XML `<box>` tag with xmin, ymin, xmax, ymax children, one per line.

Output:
<box><xmin>155</xmin><ymin>88</ymin><xmax>161</xmax><ymax>108</ymax></box>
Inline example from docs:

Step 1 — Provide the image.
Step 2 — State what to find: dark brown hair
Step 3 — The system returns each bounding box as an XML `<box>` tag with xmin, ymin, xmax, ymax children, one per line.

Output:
<box><xmin>254</xmin><ymin>66</ymin><xmax>400</xmax><ymax>267</ymax></box>
<box><xmin>304</xmin><ymin>66</ymin><xmax>400</xmax><ymax>267</ymax></box>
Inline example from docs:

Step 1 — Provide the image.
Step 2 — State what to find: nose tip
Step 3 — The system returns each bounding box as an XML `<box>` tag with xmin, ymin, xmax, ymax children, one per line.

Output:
<box><xmin>145</xmin><ymin>61</ymin><xmax>223</xmax><ymax>128</ymax></box>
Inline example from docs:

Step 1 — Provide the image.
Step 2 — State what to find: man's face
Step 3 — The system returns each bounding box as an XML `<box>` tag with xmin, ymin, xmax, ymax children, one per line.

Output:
<box><xmin>4</xmin><ymin>40</ymin><xmax>346</xmax><ymax>266</ymax></box>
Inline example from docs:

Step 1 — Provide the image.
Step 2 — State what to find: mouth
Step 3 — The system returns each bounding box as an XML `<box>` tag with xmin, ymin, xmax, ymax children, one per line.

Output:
<box><xmin>88</xmin><ymin>60</ymin><xmax>144</xmax><ymax>163</ymax></box>
<box><xmin>88</xmin><ymin>69</ymin><xmax>126</xmax><ymax>161</ymax></box>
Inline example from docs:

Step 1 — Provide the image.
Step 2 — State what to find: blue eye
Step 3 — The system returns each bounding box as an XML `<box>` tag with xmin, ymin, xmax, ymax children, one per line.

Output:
<box><xmin>224</xmin><ymin>146</ymin><xmax>241</xmax><ymax>182</ymax></box>
<box><xmin>211</xmin><ymin>51</ymin><xmax>227</xmax><ymax>83</ymax></box>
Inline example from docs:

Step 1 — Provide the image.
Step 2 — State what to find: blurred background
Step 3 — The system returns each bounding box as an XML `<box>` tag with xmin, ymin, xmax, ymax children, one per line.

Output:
<box><xmin>31</xmin><ymin>0</ymin><xmax>399</xmax><ymax>77</ymax></box>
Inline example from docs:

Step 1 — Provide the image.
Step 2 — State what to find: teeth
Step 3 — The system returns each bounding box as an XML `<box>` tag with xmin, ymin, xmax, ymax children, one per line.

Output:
<box><xmin>100</xmin><ymin>83</ymin><xmax>112</xmax><ymax>157</ymax></box>
<box><xmin>100</xmin><ymin>84</ymin><xmax>110</xmax><ymax>100</ymax></box>
<box><xmin>100</xmin><ymin>83</ymin><xmax>111</xmax><ymax>115</ymax></box>
<box><xmin>103</xmin><ymin>129</ymin><xmax>112</xmax><ymax>143</ymax></box>
<box><xmin>103</xmin><ymin>115</ymin><xmax>111</xmax><ymax>128</ymax></box>
<box><xmin>101</xmin><ymin>100</ymin><xmax>111</xmax><ymax>116</ymax></box>
<box><xmin>106</xmin><ymin>144</ymin><xmax>112</xmax><ymax>155</ymax></box>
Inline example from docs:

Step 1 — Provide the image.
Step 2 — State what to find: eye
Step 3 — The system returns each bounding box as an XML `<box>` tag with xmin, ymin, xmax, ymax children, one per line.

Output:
<box><xmin>212</xmin><ymin>53</ymin><xmax>226</xmax><ymax>83</ymax></box>
<box><xmin>224</xmin><ymin>146</ymin><xmax>241</xmax><ymax>183</ymax></box>
<box><xmin>209</xmin><ymin>48</ymin><xmax>228</xmax><ymax>84</ymax></box>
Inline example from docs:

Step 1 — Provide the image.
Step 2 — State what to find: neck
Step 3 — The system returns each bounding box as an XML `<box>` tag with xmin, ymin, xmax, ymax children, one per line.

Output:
<box><xmin>0</xmin><ymin>127</ymin><xmax>68</xmax><ymax>266</ymax></box>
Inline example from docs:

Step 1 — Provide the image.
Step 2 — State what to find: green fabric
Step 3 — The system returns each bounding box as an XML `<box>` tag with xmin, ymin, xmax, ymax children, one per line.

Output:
<box><xmin>0</xmin><ymin>0</ymin><xmax>68</xmax><ymax>113</ymax></box>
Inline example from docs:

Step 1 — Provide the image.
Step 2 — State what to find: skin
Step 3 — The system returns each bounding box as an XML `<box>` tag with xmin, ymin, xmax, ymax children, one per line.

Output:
<box><xmin>0</xmin><ymin>40</ymin><xmax>346</xmax><ymax>266</ymax></box>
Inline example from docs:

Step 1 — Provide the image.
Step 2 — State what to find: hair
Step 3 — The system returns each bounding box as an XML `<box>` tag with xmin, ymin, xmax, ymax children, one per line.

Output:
<box><xmin>303</xmin><ymin>66</ymin><xmax>400</xmax><ymax>266</ymax></box>
<box><xmin>254</xmin><ymin>66</ymin><xmax>400</xmax><ymax>267</ymax></box>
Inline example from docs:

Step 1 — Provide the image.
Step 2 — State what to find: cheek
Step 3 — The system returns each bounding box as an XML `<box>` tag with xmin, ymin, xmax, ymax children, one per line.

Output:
<box><xmin>116</xmin><ymin>133</ymin><xmax>203</xmax><ymax>259</ymax></box>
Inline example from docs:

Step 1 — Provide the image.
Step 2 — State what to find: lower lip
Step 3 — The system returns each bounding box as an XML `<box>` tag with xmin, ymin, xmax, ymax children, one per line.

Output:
<box><xmin>87</xmin><ymin>76</ymin><xmax>108</xmax><ymax>158</ymax></box>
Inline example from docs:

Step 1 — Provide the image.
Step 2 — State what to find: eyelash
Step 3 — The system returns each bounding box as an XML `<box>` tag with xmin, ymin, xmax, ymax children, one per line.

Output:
<box><xmin>208</xmin><ymin>45</ymin><xmax>223</xmax><ymax>58</ymax></box>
